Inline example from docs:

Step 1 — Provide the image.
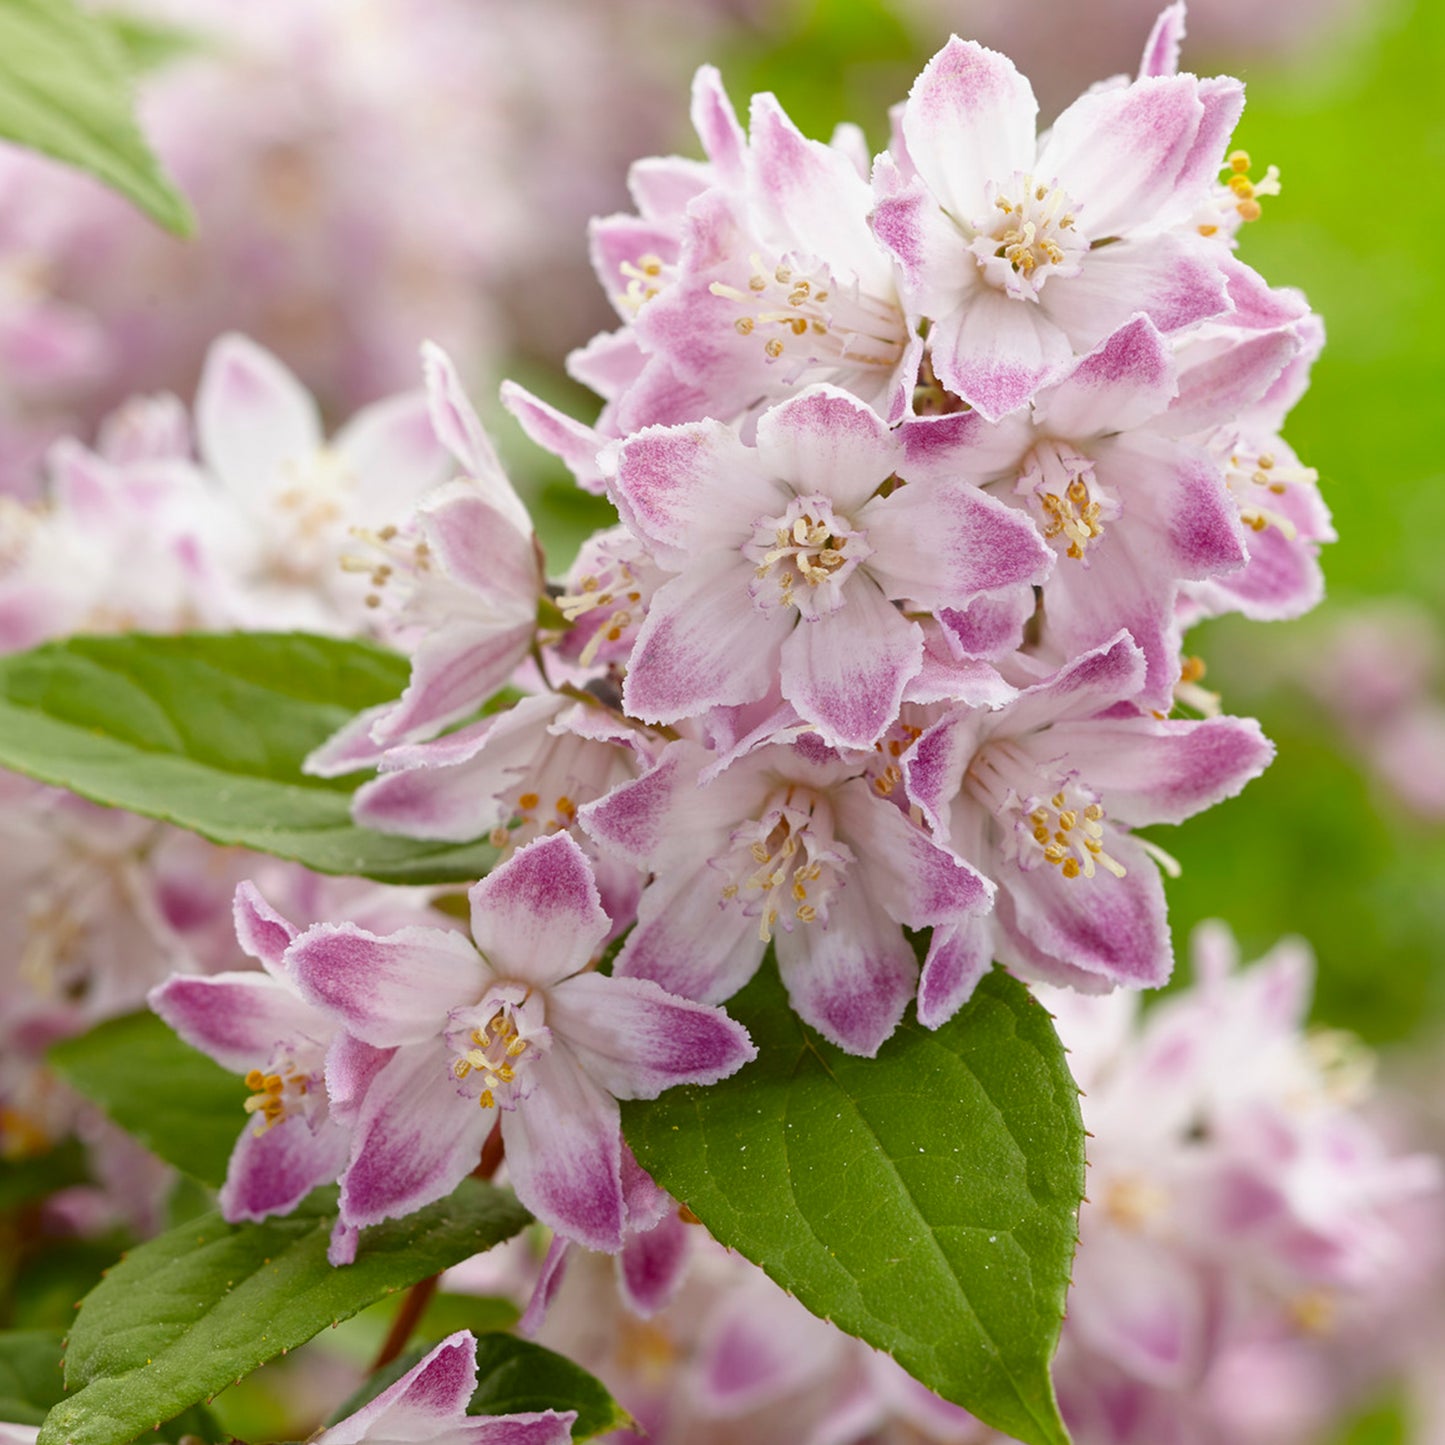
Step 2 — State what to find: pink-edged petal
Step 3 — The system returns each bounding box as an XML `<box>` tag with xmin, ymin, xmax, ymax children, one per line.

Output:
<box><xmin>904</xmin><ymin>707</ymin><xmax>987</xmax><ymax>842</ymax></box>
<box><xmin>320</xmin><ymin>1330</ymin><xmax>478</xmax><ymax>1444</ymax></box>
<box><xmin>578</xmin><ymin>744</ymin><xmax>691</xmax><ymax>869</ymax></box>
<box><xmin>421</xmin><ymin>342</ymin><xmax>532</xmax><ymax>538</ymax></box>
<box><xmin>1001</xmin><ymin>829</ymin><xmax>1173</xmax><ymax>988</ymax></box>
<box><xmin>995</xmin><ymin>630</ymin><xmax>1151</xmax><ymax>735</ymax></box>
<box><xmin>372</xmin><ymin>621</ymin><xmax>534</xmax><ymax>748</ymax></box>
<box><xmin>195</xmin><ymin>333</ymin><xmax>320</xmax><ymax>495</ymax></box>
<box><xmin>623</xmin><ymin>561</ymin><xmax>793</xmax><ymax>726</ymax></box>
<box><xmin>609</xmin><ymin>418</ymin><xmax>777</xmax><ymax>555</ymax></box>
<box><xmin>834</xmin><ymin>780</ymin><xmax>993</xmax><ymax>927</ymax></box>
<box><xmin>459</xmin><ymin>1417</ymin><xmax>577</xmax><ymax>1445</ymax></box>
<box><xmin>499</xmin><ymin>380</ymin><xmax>608</xmax><ymax>495</ymax></box>
<box><xmin>907</xmin><ymin>629</ymin><xmax>1019</xmax><ymax>707</ymax></box>
<box><xmin>148</xmin><ymin>972</ymin><xmax>333</xmax><ymax>1075</ymax></box>
<box><xmin>1044</xmin><ymin>235</ymin><xmax>1229</xmax><ymax>345</ymax></box>
<box><xmin>628</xmin><ymin>154</ymin><xmax>711</xmax><ymax>220</ymax></box>
<box><xmin>1218</xmin><ymin>254</ymin><xmax>1312</xmax><ymax>332</ymax></box>
<box><xmin>917</xmin><ymin>919</ymin><xmax>994</xmax><ymax>1029</ymax></box>
<box><xmin>339</xmin><ymin>1040</ymin><xmax>492</xmax><ymax>1229</ymax></box>
<box><xmin>518</xmin><ymin>1235</ymin><xmax>570</xmax><ymax>1338</ymax></box>
<box><xmin>901</xmin><ymin>38</ymin><xmax>1037</xmax><ymax>225</ymax></box>
<box><xmin>613</xmin><ymin>860</ymin><xmax>767</xmax><ymax>1004</ymax></box>
<box><xmin>233</xmin><ymin>880</ymin><xmax>297</xmax><ymax>977</ymax></box>
<box><xmin>422</xmin><ymin>485</ymin><xmax>538</xmax><ymax>609</ymax></box>
<box><xmin>691</xmin><ymin>64</ymin><xmax>746</xmax><ymax>183</ymax></box>
<box><xmin>1033</xmin><ymin>314</ymin><xmax>1178</xmax><ymax>438</ymax></box>
<box><xmin>775</xmin><ymin>882</ymin><xmax>918</xmax><ymax>1056</ymax></box>
<box><xmin>869</xmin><ymin>157</ymin><xmax>971</xmax><ymax>314</ymax></box>
<box><xmin>864</xmin><ymin>476</ymin><xmax>1052</xmax><ymax>609</ymax></box>
<box><xmin>1193</xmin><ymin>510</ymin><xmax>1327</xmax><ymax>621</ymax></box>
<box><xmin>547</xmin><ymin>972</ymin><xmax>755</xmax><ymax>1100</ymax></box>
<box><xmin>500</xmin><ymin>1047</ymin><xmax>625</xmax><ymax>1253</ymax></box>
<box><xmin>1167</xmin><ymin>329</ymin><xmax>1299</xmax><ymax>436</ymax></box>
<box><xmin>1138</xmin><ymin>2</ymin><xmax>1186</xmax><ymax>77</ymax></box>
<box><xmin>334</xmin><ymin>390</ymin><xmax>450</xmax><ymax>519</ymax></box>
<box><xmin>328</xmin><ymin>1221</ymin><xmax>359</xmax><ymax>1267</ymax></box>
<box><xmin>1173</xmin><ymin>76</ymin><xmax>1246</xmax><ymax>211</ymax></box>
<box><xmin>931</xmin><ymin>287</ymin><xmax>1073</xmax><ymax>422</ymax></box>
<box><xmin>1041</xmin><ymin>76</ymin><xmax>1206</xmax><ymax>238</ymax></box>
<box><xmin>938</xmin><ymin>585</ymin><xmax>1036</xmax><ymax>660</ymax></box>
<box><xmin>619</xmin><ymin>1205</ymin><xmax>691</xmax><ymax>1318</ymax></box>
<box><xmin>753</xmin><ymin>385</ymin><xmax>903</xmax><ymax>514</ymax></box>
<box><xmin>468</xmin><ymin>833</ymin><xmax>610</xmax><ymax>988</ymax></box>
<box><xmin>566</xmin><ymin>326</ymin><xmax>646</xmax><ymax>400</ymax></box>
<box><xmin>1046</xmin><ymin>713</ymin><xmax>1274</xmax><ymax>826</ymax></box>
<box><xmin>220</xmin><ymin>1114</ymin><xmax>349</xmax><ymax>1224</ymax></box>
<box><xmin>326</xmin><ymin>1031</ymin><xmax>395</xmax><ymax>1130</ymax></box>
<box><xmin>353</xmin><ymin>764</ymin><xmax>504</xmax><ymax>841</ymax></box>
<box><xmin>287</xmin><ymin>924</ymin><xmax>486</xmax><ymax>1047</ymax></box>
<box><xmin>303</xmin><ymin>703</ymin><xmax>396</xmax><ymax>778</ymax></box>
<box><xmin>782</xmin><ymin>579</ymin><xmax>922</xmax><ymax>750</ymax></box>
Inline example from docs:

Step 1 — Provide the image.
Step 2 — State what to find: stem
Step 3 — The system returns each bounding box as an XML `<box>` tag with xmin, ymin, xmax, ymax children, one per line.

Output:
<box><xmin>371</xmin><ymin>1272</ymin><xmax>439</xmax><ymax>1374</ymax></box>
<box><xmin>476</xmin><ymin>1119</ymin><xmax>504</xmax><ymax>1180</ymax></box>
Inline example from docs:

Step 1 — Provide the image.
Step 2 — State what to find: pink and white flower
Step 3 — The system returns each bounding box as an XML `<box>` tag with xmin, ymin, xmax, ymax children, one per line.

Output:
<box><xmin>581</xmin><ymin>736</ymin><xmax>992</xmax><ymax>1054</ymax></box>
<box><xmin>903</xmin><ymin>632</ymin><xmax>1274</xmax><ymax>991</ymax></box>
<box><xmin>286</xmin><ymin>833</ymin><xmax>754</xmax><ymax>1252</ymax></box>
<box><xmin>871</xmin><ymin>33</ymin><xmax>1242</xmax><ymax>419</ymax></box>
<box><xmin>608</xmin><ymin>384</ymin><xmax>1051</xmax><ymax>750</ymax></box>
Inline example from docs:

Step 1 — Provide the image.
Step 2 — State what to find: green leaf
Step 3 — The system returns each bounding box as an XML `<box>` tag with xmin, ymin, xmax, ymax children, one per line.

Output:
<box><xmin>468</xmin><ymin>1333</ymin><xmax>633</xmax><ymax>1441</ymax></box>
<box><xmin>0</xmin><ymin>0</ymin><xmax>192</xmax><ymax>233</ymax></box>
<box><xmin>0</xmin><ymin>1329</ymin><xmax>65</xmax><ymax>1424</ymax></box>
<box><xmin>0</xmin><ymin>632</ymin><xmax>498</xmax><ymax>886</ymax></box>
<box><xmin>97</xmin><ymin>13</ymin><xmax>206</xmax><ymax>74</ymax></box>
<box><xmin>48</xmin><ymin>1011</ymin><xmax>248</xmax><ymax>1189</ymax></box>
<box><xmin>623</xmin><ymin>965</ymin><xmax>1083</xmax><ymax>1445</ymax></box>
<box><xmin>40</xmin><ymin>1181</ymin><xmax>532</xmax><ymax>1445</ymax></box>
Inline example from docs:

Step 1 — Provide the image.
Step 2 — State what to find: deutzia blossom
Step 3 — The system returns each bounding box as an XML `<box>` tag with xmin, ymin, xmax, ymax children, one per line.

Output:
<box><xmin>903</xmin><ymin>632</ymin><xmax>1274</xmax><ymax>990</ymax></box>
<box><xmin>581</xmin><ymin>735</ymin><xmax>992</xmax><ymax>1055</ymax></box>
<box><xmin>871</xmin><ymin>33</ymin><xmax>1242</xmax><ymax>419</ymax></box>
<box><xmin>285</xmin><ymin>833</ymin><xmax>755</xmax><ymax>1252</ymax></box>
<box><xmin>607</xmin><ymin>383</ymin><xmax>1051</xmax><ymax>750</ymax></box>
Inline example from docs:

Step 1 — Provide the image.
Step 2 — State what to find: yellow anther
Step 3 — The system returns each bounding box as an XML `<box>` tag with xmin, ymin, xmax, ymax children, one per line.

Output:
<box><xmin>506</xmin><ymin>1037</ymin><xmax>529</xmax><ymax>1057</ymax></box>
<box><xmin>1057</xmin><ymin>810</ymin><xmax>1077</xmax><ymax>831</ymax></box>
<box><xmin>245</xmin><ymin>1069</ymin><xmax>266</xmax><ymax>1090</ymax></box>
<box><xmin>1061</xmin><ymin>858</ymin><xmax>1081</xmax><ymax>879</ymax></box>
<box><xmin>1197</xmin><ymin>223</ymin><xmax>1219</xmax><ymax>237</ymax></box>
<box><xmin>795</xmin><ymin>903</ymin><xmax>817</xmax><ymax>923</ymax></box>
<box><xmin>1236</xmin><ymin>198</ymin><xmax>1263</xmax><ymax>222</ymax></box>
<box><xmin>1228</xmin><ymin>149</ymin><xmax>1251</xmax><ymax>173</ymax></box>
<box><xmin>478</xmin><ymin>1090</ymin><xmax>494</xmax><ymax>1110</ymax></box>
<box><xmin>517</xmin><ymin>792</ymin><xmax>540</xmax><ymax>811</ymax></box>
<box><xmin>735</xmin><ymin>317</ymin><xmax>754</xmax><ymax>335</ymax></box>
<box><xmin>764</xmin><ymin>338</ymin><xmax>784</xmax><ymax>359</ymax></box>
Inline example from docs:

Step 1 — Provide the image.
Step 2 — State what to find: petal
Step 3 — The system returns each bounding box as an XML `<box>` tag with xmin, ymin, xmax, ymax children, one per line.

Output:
<box><xmin>499</xmin><ymin>381</ymin><xmax>608</xmax><ymax>495</ymax></box>
<box><xmin>930</xmin><ymin>286</ymin><xmax>1074</xmax><ymax>422</ymax></box>
<box><xmin>613</xmin><ymin>861</ymin><xmax>767</xmax><ymax>1005</ymax></box>
<box><xmin>333</xmin><ymin>390</ymin><xmax>450</xmax><ymax>522</ymax></box>
<box><xmin>781</xmin><ymin>579</ymin><xmax>922</xmax><ymax>750</ymax></box>
<box><xmin>321</xmin><ymin>1330</ymin><xmax>477</xmax><ymax>1444</ymax></box>
<box><xmin>420</xmin><ymin>484</ymin><xmax>538</xmax><ymax>608</ymax></box>
<box><xmin>1166</xmin><ymin>330</ymin><xmax>1299</xmax><ymax>437</ymax></box>
<box><xmin>303</xmin><ymin>703</ymin><xmax>395</xmax><ymax>778</ymax></box>
<box><xmin>753</xmin><ymin>385</ymin><xmax>903</xmax><ymax>515</ymax></box>
<box><xmin>609</xmin><ymin>418</ymin><xmax>777</xmax><ymax>555</ymax></box>
<box><xmin>1138</xmin><ymin>2</ymin><xmax>1187</xmax><ymax>77</ymax></box>
<box><xmin>864</xmin><ymin>476</ymin><xmax>1052</xmax><ymax>608</ymax></box>
<box><xmin>148</xmin><ymin>972</ymin><xmax>333</xmax><ymax>1074</ymax></box>
<box><xmin>622</xmin><ymin>561</ymin><xmax>792</xmax><ymax>726</ymax></box>
<box><xmin>1000</xmin><ymin>830</ymin><xmax>1173</xmax><ymax>988</ymax></box>
<box><xmin>833</xmin><ymin>779</ymin><xmax>993</xmax><ymax>928</ymax></box>
<box><xmin>917</xmin><ymin>919</ymin><xmax>994</xmax><ymax>1029</ymax></box>
<box><xmin>468</xmin><ymin>833</ymin><xmax>610</xmax><ymax>987</ymax></box>
<box><xmin>287</xmin><ymin>923</ymin><xmax>485</xmax><ymax>1047</ymax></box>
<box><xmin>991</xmin><ymin>630</ymin><xmax>1147</xmax><ymax>736</ymax></box>
<box><xmin>547</xmin><ymin>973</ymin><xmax>755</xmax><ymax>1099</ymax></box>
<box><xmin>500</xmin><ymin>1047</ymin><xmax>625</xmax><ymax>1253</ymax></box>
<box><xmin>578</xmin><ymin>742</ymin><xmax>694</xmax><ymax>869</ymax></box>
<box><xmin>220</xmin><ymin>1114</ymin><xmax>349</xmax><ymax>1224</ymax></box>
<box><xmin>1032</xmin><ymin>314</ymin><xmax>1178</xmax><ymax>438</ymax></box>
<box><xmin>233</xmin><ymin>880</ymin><xmax>297</xmax><ymax>977</ymax></box>
<box><xmin>1045</xmin><ymin>713</ymin><xmax>1274</xmax><ymax>826</ymax></box>
<box><xmin>937</xmin><ymin>585</ymin><xmax>1036</xmax><ymax>660</ymax></box>
<box><xmin>691</xmin><ymin>64</ymin><xmax>746</xmax><ymax>183</ymax></box>
<box><xmin>339</xmin><ymin>1041</ymin><xmax>493</xmax><ymax>1229</ymax></box>
<box><xmin>901</xmin><ymin>38</ymin><xmax>1037</xmax><ymax>226</ymax></box>
<box><xmin>775</xmin><ymin>882</ymin><xmax>918</xmax><ymax>1055</ymax></box>
<box><xmin>1041</xmin><ymin>76</ymin><xmax>1206</xmax><ymax>238</ymax></box>
<box><xmin>195</xmin><ymin>334</ymin><xmax>320</xmax><ymax>496</ymax></box>
<box><xmin>421</xmin><ymin>342</ymin><xmax>532</xmax><ymax>537</ymax></box>
<box><xmin>619</xmin><ymin>1206</ymin><xmax>691</xmax><ymax>1318</ymax></box>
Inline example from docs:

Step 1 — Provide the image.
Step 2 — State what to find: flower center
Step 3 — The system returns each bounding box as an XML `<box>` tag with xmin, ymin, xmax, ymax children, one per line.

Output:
<box><xmin>1214</xmin><ymin>434</ymin><xmax>1315</xmax><ymax>538</ymax></box>
<box><xmin>616</xmin><ymin>251</ymin><xmax>675</xmax><ymax>314</ymax></box>
<box><xmin>709</xmin><ymin>252</ymin><xmax>908</xmax><ymax>376</ymax></box>
<box><xmin>449</xmin><ymin>990</ymin><xmax>547</xmax><ymax>1111</ymax></box>
<box><xmin>1197</xmin><ymin>149</ymin><xmax>1280</xmax><ymax>238</ymax></box>
<box><xmin>1015</xmin><ymin>442</ymin><xmax>1118</xmax><ymax>562</ymax></box>
<box><xmin>555</xmin><ymin>557</ymin><xmax>647</xmax><ymax>668</ymax></box>
<box><xmin>972</xmin><ymin>175</ymin><xmax>1086</xmax><ymax>298</ymax></box>
<box><xmin>965</xmin><ymin>741</ymin><xmax>1127</xmax><ymax>881</ymax></box>
<box><xmin>242</xmin><ymin>1065</ymin><xmax>315</xmax><ymax>1135</ymax></box>
<box><xmin>714</xmin><ymin>786</ymin><xmax>854</xmax><ymax>943</ymax></box>
<box><xmin>745</xmin><ymin>495</ymin><xmax>869</xmax><ymax>620</ymax></box>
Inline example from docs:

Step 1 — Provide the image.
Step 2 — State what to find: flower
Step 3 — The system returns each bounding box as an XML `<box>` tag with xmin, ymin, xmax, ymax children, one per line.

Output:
<box><xmin>286</xmin><ymin>832</ymin><xmax>755</xmax><ymax>1252</ymax></box>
